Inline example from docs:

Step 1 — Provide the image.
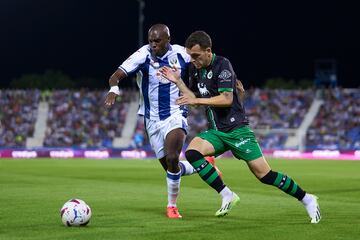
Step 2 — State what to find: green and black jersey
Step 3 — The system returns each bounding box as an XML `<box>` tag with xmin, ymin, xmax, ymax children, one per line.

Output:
<box><xmin>188</xmin><ymin>54</ymin><xmax>249</xmax><ymax>132</ymax></box>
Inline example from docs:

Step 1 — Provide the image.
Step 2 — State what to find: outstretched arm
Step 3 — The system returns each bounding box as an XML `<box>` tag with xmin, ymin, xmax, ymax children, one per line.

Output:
<box><xmin>159</xmin><ymin>66</ymin><xmax>196</xmax><ymax>98</ymax></box>
<box><xmin>159</xmin><ymin>66</ymin><xmax>233</xmax><ymax>107</ymax></box>
<box><xmin>175</xmin><ymin>91</ymin><xmax>233</xmax><ymax>107</ymax></box>
<box><xmin>104</xmin><ymin>69</ymin><xmax>127</xmax><ymax>107</ymax></box>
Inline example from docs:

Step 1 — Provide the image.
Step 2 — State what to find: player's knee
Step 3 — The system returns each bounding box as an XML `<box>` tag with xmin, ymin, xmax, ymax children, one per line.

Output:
<box><xmin>185</xmin><ymin>149</ymin><xmax>203</xmax><ymax>164</ymax></box>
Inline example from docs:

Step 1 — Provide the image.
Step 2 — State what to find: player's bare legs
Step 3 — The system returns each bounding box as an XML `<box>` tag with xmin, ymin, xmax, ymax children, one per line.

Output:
<box><xmin>185</xmin><ymin>137</ymin><xmax>239</xmax><ymax>217</ymax></box>
<box><xmin>165</xmin><ymin>128</ymin><xmax>185</xmax><ymax>173</ymax></box>
<box><xmin>247</xmin><ymin>156</ymin><xmax>321</xmax><ymax>223</ymax></box>
<box><xmin>163</xmin><ymin>128</ymin><xmax>186</xmax><ymax>218</ymax></box>
<box><xmin>158</xmin><ymin>157</ymin><xmax>168</xmax><ymax>171</ymax></box>
<box><xmin>246</xmin><ymin>156</ymin><xmax>271</xmax><ymax>178</ymax></box>
<box><xmin>160</xmin><ymin>155</ymin><xmax>220</xmax><ymax>178</ymax></box>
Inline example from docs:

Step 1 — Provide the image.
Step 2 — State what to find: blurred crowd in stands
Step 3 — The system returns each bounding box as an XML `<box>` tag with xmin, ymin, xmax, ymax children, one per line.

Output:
<box><xmin>244</xmin><ymin>88</ymin><xmax>314</xmax><ymax>129</ymax></box>
<box><xmin>131</xmin><ymin>117</ymin><xmax>147</xmax><ymax>149</ymax></box>
<box><xmin>0</xmin><ymin>90</ymin><xmax>40</xmax><ymax>147</ymax></box>
<box><xmin>1</xmin><ymin>88</ymin><xmax>359</xmax><ymax>151</ymax></box>
<box><xmin>243</xmin><ymin>88</ymin><xmax>314</xmax><ymax>149</ymax></box>
<box><xmin>44</xmin><ymin>89</ymin><xmax>136</xmax><ymax>148</ymax></box>
<box><xmin>306</xmin><ymin>88</ymin><xmax>360</xmax><ymax>150</ymax></box>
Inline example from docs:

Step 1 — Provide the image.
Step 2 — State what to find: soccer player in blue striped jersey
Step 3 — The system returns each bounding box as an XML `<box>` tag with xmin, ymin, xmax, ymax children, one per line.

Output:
<box><xmin>160</xmin><ymin>30</ymin><xmax>321</xmax><ymax>223</ymax></box>
<box><xmin>104</xmin><ymin>24</ymin><xmax>221</xmax><ymax>219</ymax></box>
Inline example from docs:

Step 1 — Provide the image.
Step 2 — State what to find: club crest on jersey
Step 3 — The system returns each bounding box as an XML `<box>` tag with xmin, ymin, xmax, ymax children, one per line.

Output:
<box><xmin>207</xmin><ymin>70</ymin><xmax>213</xmax><ymax>79</ymax></box>
<box><xmin>219</xmin><ymin>69</ymin><xmax>232</xmax><ymax>80</ymax></box>
<box><xmin>168</xmin><ymin>56</ymin><xmax>178</xmax><ymax>66</ymax></box>
<box><xmin>197</xmin><ymin>83</ymin><xmax>210</xmax><ymax>96</ymax></box>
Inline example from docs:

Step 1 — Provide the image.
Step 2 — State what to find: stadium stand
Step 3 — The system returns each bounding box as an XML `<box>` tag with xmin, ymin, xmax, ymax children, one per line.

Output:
<box><xmin>1</xmin><ymin>88</ymin><xmax>358</xmax><ymax>152</ymax></box>
<box><xmin>185</xmin><ymin>106</ymin><xmax>208</xmax><ymax>144</ymax></box>
<box><xmin>306</xmin><ymin>88</ymin><xmax>360</xmax><ymax>150</ymax></box>
<box><xmin>243</xmin><ymin>88</ymin><xmax>314</xmax><ymax>129</ymax></box>
<box><xmin>182</xmin><ymin>88</ymin><xmax>315</xmax><ymax>149</ymax></box>
<box><xmin>0</xmin><ymin>90</ymin><xmax>41</xmax><ymax>147</ymax></box>
<box><xmin>43</xmin><ymin>89</ymin><xmax>135</xmax><ymax>148</ymax></box>
<box><xmin>130</xmin><ymin>117</ymin><xmax>148</xmax><ymax>149</ymax></box>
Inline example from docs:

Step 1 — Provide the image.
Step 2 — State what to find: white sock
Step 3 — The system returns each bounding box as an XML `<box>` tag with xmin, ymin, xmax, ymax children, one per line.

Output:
<box><xmin>179</xmin><ymin>161</ymin><xmax>196</xmax><ymax>176</ymax></box>
<box><xmin>166</xmin><ymin>170</ymin><xmax>181</xmax><ymax>207</ymax></box>
<box><xmin>301</xmin><ymin>193</ymin><xmax>313</xmax><ymax>205</ymax></box>
<box><xmin>219</xmin><ymin>186</ymin><xmax>233</xmax><ymax>206</ymax></box>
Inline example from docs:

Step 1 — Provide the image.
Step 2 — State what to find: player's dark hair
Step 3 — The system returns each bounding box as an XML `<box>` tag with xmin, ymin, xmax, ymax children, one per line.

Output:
<box><xmin>185</xmin><ymin>31</ymin><xmax>212</xmax><ymax>50</ymax></box>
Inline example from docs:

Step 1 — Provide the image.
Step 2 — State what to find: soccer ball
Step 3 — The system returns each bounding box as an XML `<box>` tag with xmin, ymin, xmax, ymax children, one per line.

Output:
<box><xmin>60</xmin><ymin>199</ymin><xmax>92</xmax><ymax>226</ymax></box>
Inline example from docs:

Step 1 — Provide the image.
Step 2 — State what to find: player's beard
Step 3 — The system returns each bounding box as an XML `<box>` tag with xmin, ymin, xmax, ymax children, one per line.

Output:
<box><xmin>192</xmin><ymin>61</ymin><xmax>202</xmax><ymax>69</ymax></box>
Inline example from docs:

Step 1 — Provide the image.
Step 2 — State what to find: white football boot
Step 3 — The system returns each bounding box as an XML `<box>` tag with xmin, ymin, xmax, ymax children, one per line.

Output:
<box><xmin>302</xmin><ymin>193</ymin><xmax>321</xmax><ymax>223</ymax></box>
<box><xmin>215</xmin><ymin>192</ymin><xmax>240</xmax><ymax>217</ymax></box>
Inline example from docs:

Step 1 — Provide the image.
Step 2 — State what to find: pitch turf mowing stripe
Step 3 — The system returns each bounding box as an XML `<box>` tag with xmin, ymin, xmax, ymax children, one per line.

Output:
<box><xmin>1</xmin><ymin>158</ymin><xmax>360</xmax><ymax>240</ymax></box>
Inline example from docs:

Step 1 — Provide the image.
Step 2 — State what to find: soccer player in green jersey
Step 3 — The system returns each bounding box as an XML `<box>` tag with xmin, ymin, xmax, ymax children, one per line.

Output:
<box><xmin>159</xmin><ymin>30</ymin><xmax>321</xmax><ymax>223</ymax></box>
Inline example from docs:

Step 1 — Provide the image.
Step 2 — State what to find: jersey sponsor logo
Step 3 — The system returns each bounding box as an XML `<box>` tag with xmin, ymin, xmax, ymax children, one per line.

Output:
<box><xmin>197</xmin><ymin>83</ymin><xmax>210</xmax><ymax>96</ymax></box>
<box><xmin>219</xmin><ymin>69</ymin><xmax>232</xmax><ymax>80</ymax></box>
<box><xmin>235</xmin><ymin>138</ymin><xmax>250</xmax><ymax>148</ymax></box>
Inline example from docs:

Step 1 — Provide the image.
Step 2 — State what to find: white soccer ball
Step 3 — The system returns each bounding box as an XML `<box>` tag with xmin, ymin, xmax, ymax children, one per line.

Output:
<box><xmin>60</xmin><ymin>199</ymin><xmax>92</xmax><ymax>226</ymax></box>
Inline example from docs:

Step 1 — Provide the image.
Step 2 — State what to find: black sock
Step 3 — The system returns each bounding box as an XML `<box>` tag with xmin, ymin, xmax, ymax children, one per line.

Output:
<box><xmin>185</xmin><ymin>149</ymin><xmax>225</xmax><ymax>193</ymax></box>
<box><xmin>260</xmin><ymin>170</ymin><xmax>306</xmax><ymax>200</ymax></box>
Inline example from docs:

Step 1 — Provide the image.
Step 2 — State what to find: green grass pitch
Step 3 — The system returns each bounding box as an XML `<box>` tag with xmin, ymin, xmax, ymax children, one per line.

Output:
<box><xmin>0</xmin><ymin>158</ymin><xmax>359</xmax><ymax>240</ymax></box>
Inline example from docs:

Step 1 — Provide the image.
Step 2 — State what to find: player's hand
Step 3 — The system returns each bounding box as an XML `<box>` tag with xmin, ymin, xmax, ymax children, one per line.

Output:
<box><xmin>176</xmin><ymin>93</ymin><xmax>197</xmax><ymax>106</ymax></box>
<box><xmin>104</xmin><ymin>92</ymin><xmax>118</xmax><ymax>107</ymax></box>
<box><xmin>236</xmin><ymin>79</ymin><xmax>245</xmax><ymax>100</ymax></box>
<box><xmin>159</xmin><ymin>66</ymin><xmax>181</xmax><ymax>84</ymax></box>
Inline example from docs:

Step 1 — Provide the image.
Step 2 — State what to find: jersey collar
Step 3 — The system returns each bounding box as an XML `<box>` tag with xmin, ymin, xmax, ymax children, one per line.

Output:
<box><xmin>149</xmin><ymin>44</ymin><xmax>173</xmax><ymax>61</ymax></box>
<box><xmin>210</xmin><ymin>53</ymin><xmax>216</xmax><ymax>65</ymax></box>
<box><xmin>200</xmin><ymin>53</ymin><xmax>216</xmax><ymax>79</ymax></box>
<box><xmin>203</xmin><ymin>53</ymin><xmax>216</xmax><ymax>70</ymax></box>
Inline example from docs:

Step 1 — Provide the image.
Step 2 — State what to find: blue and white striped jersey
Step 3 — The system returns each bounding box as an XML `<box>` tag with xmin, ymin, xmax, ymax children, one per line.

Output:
<box><xmin>119</xmin><ymin>44</ymin><xmax>190</xmax><ymax>121</ymax></box>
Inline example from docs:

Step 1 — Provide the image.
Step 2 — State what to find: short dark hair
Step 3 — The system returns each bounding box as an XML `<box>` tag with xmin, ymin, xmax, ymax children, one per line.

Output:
<box><xmin>185</xmin><ymin>31</ymin><xmax>212</xmax><ymax>49</ymax></box>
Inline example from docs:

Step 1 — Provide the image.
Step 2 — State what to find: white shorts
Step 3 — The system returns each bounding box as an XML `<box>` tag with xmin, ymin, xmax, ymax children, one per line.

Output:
<box><xmin>145</xmin><ymin>113</ymin><xmax>188</xmax><ymax>159</ymax></box>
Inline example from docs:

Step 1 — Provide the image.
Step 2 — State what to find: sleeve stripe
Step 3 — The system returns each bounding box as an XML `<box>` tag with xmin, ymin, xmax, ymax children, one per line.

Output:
<box><xmin>118</xmin><ymin>66</ymin><xmax>129</xmax><ymax>76</ymax></box>
<box><xmin>218</xmin><ymin>88</ymin><xmax>233</xmax><ymax>92</ymax></box>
